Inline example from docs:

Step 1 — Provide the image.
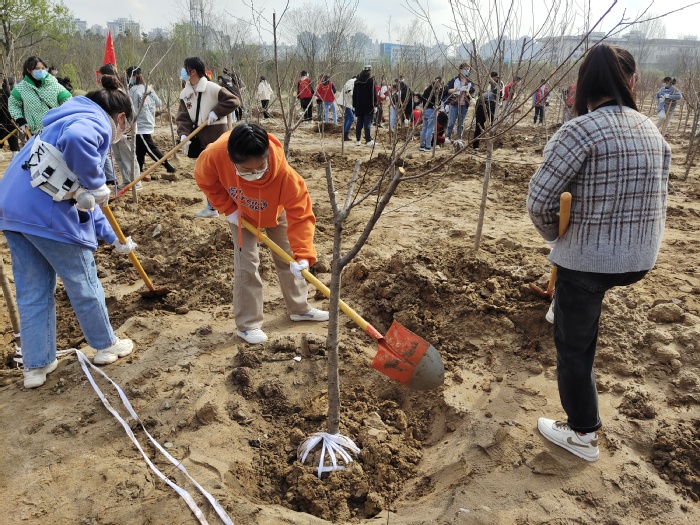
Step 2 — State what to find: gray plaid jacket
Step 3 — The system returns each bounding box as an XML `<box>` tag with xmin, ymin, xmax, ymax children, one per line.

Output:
<box><xmin>527</xmin><ymin>105</ymin><xmax>670</xmax><ymax>274</ymax></box>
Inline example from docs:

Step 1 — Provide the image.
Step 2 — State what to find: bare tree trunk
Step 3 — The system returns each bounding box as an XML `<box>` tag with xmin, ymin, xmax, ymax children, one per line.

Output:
<box><xmin>0</xmin><ymin>249</ymin><xmax>21</xmax><ymax>350</ymax></box>
<box><xmin>167</xmin><ymin>84</ymin><xmax>177</xmax><ymax>148</ymax></box>
<box><xmin>326</xmin><ymin>227</ymin><xmax>343</xmax><ymax>435</ymax></box>
<box><xmin>473</xmin><ymin>138</ymin><xmax>494</xmax><ymax>252</ymax></box>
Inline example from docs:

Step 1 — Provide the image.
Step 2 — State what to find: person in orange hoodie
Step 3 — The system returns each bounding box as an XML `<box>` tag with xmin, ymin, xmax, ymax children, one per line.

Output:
<box><xmin>194</xmin><ymin>123</ymin><xmax>329</xmax><ymax>344</ymax></box>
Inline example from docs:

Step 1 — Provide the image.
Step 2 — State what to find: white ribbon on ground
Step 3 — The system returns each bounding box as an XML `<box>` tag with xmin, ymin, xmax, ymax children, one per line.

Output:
<box><xmin>297</xmin><ymin>431</ymin><xmax>361</xmax><ymax>478</ymax></box>
<box><xmin>15</xmin><ymin>348</ymin><xmax>234</xmax><ymax>525</ymax></box>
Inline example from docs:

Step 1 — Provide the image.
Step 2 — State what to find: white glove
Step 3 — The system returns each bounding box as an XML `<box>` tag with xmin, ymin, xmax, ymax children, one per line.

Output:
<box><xmin>180</xmin><ymin>134</ymin><xmax>191</xmax><ymax>156</ymax></box>
<box><xmin>87</xmin><ymin>184</ymin><xmax>111</xmax><ymax>206</ymax></box>
<box><xmin>664</xmin><ymin>94</ymin><xmax>670</xmax><ymax>99</ymax></box>
<box><xmin>112</xmin><ymin>236</ymin><xmax>137</xmax><ymax>254</ymax></box>
<box><xmin>226</xmin><ymin>210</ymin><xmax>238</xmax><ymax>225</ymax></box>
<box><xmin>19</xmin><ymin>124</ymin><xmax>26</xmax><ymax>133</ymax></box>
<box><xmin>207</xmin><ymin>110</ymin><xmax>218</xmax><ymax>124</ymax></box>
<box><xmin>289</xmin><ymin>259</ymin><xmax>309</xmax><ymax>280</ymax></box>
<box><xmin>403</xmin><ymin>119</ymin><xmax>409</xmax><ymax>125</ymax></box>
<box><xmin>373</xmin><ymin>107</ymin><xmax>378</xmax><ymax>114</ymax></box>
<box><xmin>545</xmin><ymin>238</ymin><xmax>558</xmax><ymax>251</ymax></box>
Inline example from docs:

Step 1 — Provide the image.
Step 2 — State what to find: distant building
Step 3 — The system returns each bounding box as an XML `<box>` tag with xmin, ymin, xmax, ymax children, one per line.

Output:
<box><xmin>535</xmin><ymin>31</ymin><xmax>700</xmax><ymax>69</ymax></box>
<box><xmin>148</xmin><ymin>27</ymin><xmax>170</xmax><ymax>40</ymax></box>
<box><xmin>379</xmin><ymin>43</ymin><xmax>422</xmax><ymax>64</ymax></box>
<box><xmin>107</xmin><ymin>17</ymin><xmax>140</xmax><ymax>37</ymax></box>
<box><xmin>89</xmin><ymin>24</ymin><xmax>107</xmax><ymax>37</ymax></box>
<box><xmin>73</xmin><ymin>19</ymin><xmax>87</xmax><ymax>35</ymax></box>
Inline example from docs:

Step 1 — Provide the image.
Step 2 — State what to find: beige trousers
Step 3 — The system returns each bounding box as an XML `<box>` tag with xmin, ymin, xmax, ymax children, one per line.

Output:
<box><xmin>230</xmin><ymin>212</ymin><xmax>311</xmax><ymax>331</ymax></box>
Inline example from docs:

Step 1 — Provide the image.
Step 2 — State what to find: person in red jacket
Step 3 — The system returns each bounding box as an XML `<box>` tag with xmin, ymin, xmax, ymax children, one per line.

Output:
<box><xmin>297</xmin><ymin>70</ymin><xmax>314</xmax><ymax>122</ymax></box>
<box><xmin>314</xmin><ymin>74</ymin><xmax>337</xmax><ymax>124</ymax></box>
<box><xmin>194</xmin><ymin>123</ymin><xmax>329</xmax><ymax>344</ymax></box>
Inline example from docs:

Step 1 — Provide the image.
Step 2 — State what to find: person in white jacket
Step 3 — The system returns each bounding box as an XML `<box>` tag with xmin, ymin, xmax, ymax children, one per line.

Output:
<box><xmin>176</xmin><ymin>56</ymin><xmax>239</xmax><ymax>218</ymax></box>
<box><xmin>256</xmin><ymin>76</ymin><xmax>273</xmax><ymax>120</ymax></box>
<box><xmin>338</xmin><ymin>74</ymin><xmax>356</xmax><ymax>141</ymax></box>
<box><xmin>127</xmin><ymin>66</ymin><xmax>176</xmax><ymax>174</ymax></box>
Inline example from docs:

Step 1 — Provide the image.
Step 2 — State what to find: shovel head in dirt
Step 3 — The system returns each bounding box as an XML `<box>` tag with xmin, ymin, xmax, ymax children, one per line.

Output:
<box><xmin>370</xmin><ymin>321</ymin><xmax>445</xmax><ymax>391</ymax></box>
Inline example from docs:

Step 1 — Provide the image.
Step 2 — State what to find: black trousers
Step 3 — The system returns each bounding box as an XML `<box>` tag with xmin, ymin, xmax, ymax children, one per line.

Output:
<box><xmin>136</xmin><ymin>134</ymin><xmax>172</xmax><ymax>171</ymax></box>
<box><xmin>355</xmin><ymin>113</ymin><xmax>373</xmax><ymax>142</ymax></box>
<box><xmin>260</xmin><ymin>100</ymin><xmax>270</xmax><ymax>119</ymax></box>
<box><xmin>300</xmin><ymin>98</ymin><xmax>313</xmax><ymax>121</ymax></box>
<box><xmin>553</xmin><ymin>266</ymin><xmax>647</xmax><ymax>433</ymax></box>
<box><xmin>534</xmin><ymin>105</ymin><xmax>545</xmax><ymax>124</ymax></box>
<box><xmin>472</xmin><ymin>99</ymin><xmax>496</xmax><ymax>149</ymax></box>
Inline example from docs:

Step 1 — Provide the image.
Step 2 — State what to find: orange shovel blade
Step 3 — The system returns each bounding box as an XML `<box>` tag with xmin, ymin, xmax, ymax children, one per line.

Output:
<box><xmin>370</xmin><ymin>321</ymin><xmax>445</xmax><ymax>391</ymax></box>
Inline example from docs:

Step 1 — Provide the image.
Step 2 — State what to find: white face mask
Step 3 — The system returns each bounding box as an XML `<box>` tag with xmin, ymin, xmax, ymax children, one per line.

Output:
<box><xmin>110</xmin><ymin>114</ymin><xmax>127</xmax><ymax>144</ymax></box>
<box><xmin>235</xmin><ymin>162</ymin><xmax>268</xmax><ymax>181</ymax></box>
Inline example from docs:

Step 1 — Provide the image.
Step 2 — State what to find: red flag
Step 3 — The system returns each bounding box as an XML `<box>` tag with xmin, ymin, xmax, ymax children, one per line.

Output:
<box><xmin>103</xmin><ymin>30</ymin><xmax>117</xmax><ymax>68</ymax></box>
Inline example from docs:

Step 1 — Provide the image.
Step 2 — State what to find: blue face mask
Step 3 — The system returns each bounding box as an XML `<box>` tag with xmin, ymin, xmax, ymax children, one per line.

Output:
<box><xmin>460</xmin><ymin>69</ymin><xmax>470</xmax><ymax>77</ymax></box>
<box><xmin>129</xmin><ymin>78</ymin><xmax>135</xmax><ymax>86</ymax></box>
<box><xmin>180</xmin><ymin>68</ymin><xmax>189</xmax><ymax>81</ymax></box>
<box><xmin>32</xmin><ymin>69</ymin><xmax>49</xmax><ymax>81</ymax></box>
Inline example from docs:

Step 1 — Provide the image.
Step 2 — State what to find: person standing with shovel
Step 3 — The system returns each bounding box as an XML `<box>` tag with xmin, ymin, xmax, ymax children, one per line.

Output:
<box><xmin>527</xmin><ymin>44</ymin><xmax>670</xmax><ymax>462</ymax></box>
<box><xmin>194</xmin><ymin>123</ymin><xmax>328</xmax><ymax>344</ymax></box>
<box><xmin>0</xmin><ymin>75</ymin><xmax>139</xmax><ymax>388</ymax></box>
<box><xmin>177</xmin><ymin>57</ymin><xmax>239</xmax><ymax>218</ymax></box>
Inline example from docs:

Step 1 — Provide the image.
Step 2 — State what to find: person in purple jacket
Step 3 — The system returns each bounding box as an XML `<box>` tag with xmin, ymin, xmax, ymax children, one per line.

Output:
<box><xmin>0</xmin><ymin>75</ymin><xmax>138</xmax><ymax>389</ymax></box>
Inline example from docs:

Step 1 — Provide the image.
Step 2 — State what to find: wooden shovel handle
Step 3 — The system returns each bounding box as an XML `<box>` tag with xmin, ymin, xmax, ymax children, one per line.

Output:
<box><xmin>0</xmin><ymin>128</ymin><xmax>17</xmax><ymax>146</ymax></box>
<box><xmin>239</xmin><ymin>217</ymin><xmax>370</xmax><ymax>332</ymax></box>
<box><xmin>547</xmin><ymin>192</ymin><xmax>572</xmax><ymax>296</ymax></box>
<box><xmin>101</xmin><ymin>204</ymin><xmax>156</xmax><ymax>291</ymax></box>
<box><xmin>115</xmin><ymin>120</ymin><xmax>209</xmax><ymax>198</ymax></box>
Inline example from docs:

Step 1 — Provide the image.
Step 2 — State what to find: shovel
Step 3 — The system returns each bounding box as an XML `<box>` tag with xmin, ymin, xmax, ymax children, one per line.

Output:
<box><xmin>0</xmin><ymin>128</ymin><xmax>17</xmax><ymax>146</ymax></box>
<box><xmin>529</xmin><ymin>192</ymin><xmax>572</xmax><ymax>299</ymax></box>
<box><xmin>239</xmin><ymin>217</ymin><xmax>445</xmax><ymax>391</ymax></box>
<box><xmin>101</xmin><ymin>204</ymin><xmax>170</xmax><ymax>298</ymax></box>
<box><xmin>115</xmin><ymin>121</ymin><xmax>208</xmax><ymax>198</ymax></box>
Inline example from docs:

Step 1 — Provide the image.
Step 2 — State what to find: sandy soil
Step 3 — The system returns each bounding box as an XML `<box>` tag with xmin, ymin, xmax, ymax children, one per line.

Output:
<box><xmin>0</xmin><ymin>112</ymin><xmax>699</xmax><ymax>525</ymax></box>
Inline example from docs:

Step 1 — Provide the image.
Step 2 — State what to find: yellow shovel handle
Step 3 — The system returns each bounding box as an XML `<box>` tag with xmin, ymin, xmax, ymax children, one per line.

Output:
<box><xmin>239</xmin><ymin>217</ymin><xmax>370</xmax><ymax>331</ymax></box>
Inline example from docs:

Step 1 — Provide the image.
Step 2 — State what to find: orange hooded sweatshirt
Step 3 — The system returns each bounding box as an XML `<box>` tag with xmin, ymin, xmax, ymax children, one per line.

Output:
<box><xmin>194</xmin><ymin>132</ymin><xmax>317</xmax><ymax>265</ymax></box>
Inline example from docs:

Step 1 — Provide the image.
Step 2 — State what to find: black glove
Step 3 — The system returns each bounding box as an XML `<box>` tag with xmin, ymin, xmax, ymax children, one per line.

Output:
<box><xmin>15</xmin><ymin>117</ymin><xmax>27</xmax><ymax>128</ymax></box>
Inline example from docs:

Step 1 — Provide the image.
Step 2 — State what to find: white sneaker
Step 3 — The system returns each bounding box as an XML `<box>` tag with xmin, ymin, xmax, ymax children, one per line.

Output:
<box><xmin>194</xmin><ymin>207</ymin><xmax>219</xmax><ymax>218</ymax></box>
<box><xmin>94</xmin><ymin>338</ymin><xmax>134</xmax><ymax>365</ymax></box>
<box><xmin>444</xmin><ymin>137</ymin><xmax>451</xmax><ymax>144</ymax></box>
<box><xmin>366</xmin><ymin>140</ymin><xmax>375</xmax><ymax>147</ymax></box>
<box><xmin>237</xmin><ymin>329</ymin><xmax>268</xmax><ymax>344</ymax></box>
<box><xmin>290</xmin><ymin>308</ymin><xmax>329</xmax><ymax>322</ymax></box>
<box><xmin>356</xmin><ymin>141</ymin><xmax>361</xmax><ymax>146</ymax></box>
<box><xmin>545</xmin><ymin>300</ymin><xmax>554</xmax><ymax>324</ymax></box>
<box><xmin>23</xmin><ymin>359</ymin><xmax>58</xmax><ymax>389</ymax></box>
<box><xmin>537</xmin><ymin>417</ymin><xmax>599</xmax><ymax>462</ymax></box>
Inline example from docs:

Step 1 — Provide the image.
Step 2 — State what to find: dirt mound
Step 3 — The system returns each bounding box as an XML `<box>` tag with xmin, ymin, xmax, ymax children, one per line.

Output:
<box><xmin>653</xmin><ymin>419</ymin><xmax>700</xmax><ymax>501</ymax></box>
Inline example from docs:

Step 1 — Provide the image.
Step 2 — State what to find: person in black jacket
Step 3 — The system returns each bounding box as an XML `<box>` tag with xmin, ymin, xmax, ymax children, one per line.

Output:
<box><xmin>0</xmin><ymin>77</ymin><xmax>20</xmax><ymax>157</ymax></box>
<box><xmin>418</xmin><ymin>77</ymin><xmax>445</xmax><ymax>151</ymax></box>
<box><xmin>472</xmin><ymin>71</ymin><xmax>501</xmax><ymax>151</ymax></box>
<box><xmin>352</xmin><ymin>65</ymin><xmax>376</xmax><ymax>146</ymax></box>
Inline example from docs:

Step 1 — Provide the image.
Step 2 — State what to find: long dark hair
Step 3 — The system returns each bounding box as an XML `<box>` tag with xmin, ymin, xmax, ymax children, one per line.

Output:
<box><xmin>574</xmin><ymin>44</ymin><xmax>637</xmax><ymax>116</ymax></box>
<box><xmin>85</xmin><ymin>75</ymin><xmax>134</xmax><ymax>121</ymax></box>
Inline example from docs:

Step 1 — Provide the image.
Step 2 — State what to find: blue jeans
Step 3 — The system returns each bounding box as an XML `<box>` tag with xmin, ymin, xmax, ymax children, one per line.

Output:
<box><xmin>323</xmin><ymin>102</ymin><xmax>337</xmax><ymax>124</ymax></box>
<box><xmin>447</xmin><ymin>104</ymin><xmax>469</xmax><ymax>139</ymax></box>
<box><xmin>104</xmin><ymin>153</ymin><xmax>116</xmax><ymax>184</ymax></box>
<box><xmin>4</xmin><ymin>231</ymin><xmax>117</xmax><ymax>369</ymax></box>
<box><xmin>343</xmin><ymin>107</ymin><xmax>355</xmax><ymax>136</ymax></box>
<box><xmin>553</xmin><ymin>266</ymin><xmax>647</xmax><ymax>433</ymax></box>
<box><xmin>420</xmin><ymin>108</ymin><xmax>436</xmax><ymax>148</ymax></box>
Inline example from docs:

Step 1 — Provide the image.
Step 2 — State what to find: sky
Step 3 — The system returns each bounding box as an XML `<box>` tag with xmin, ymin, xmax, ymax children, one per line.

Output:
<box><xmin>62</xmin><ymin>0</ymin><xmax>700</xmax><ymax>42</ymax></box>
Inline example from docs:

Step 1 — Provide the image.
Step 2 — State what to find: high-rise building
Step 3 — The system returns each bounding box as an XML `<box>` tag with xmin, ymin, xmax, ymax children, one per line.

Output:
<box><xmin>107</xmin><ymin>17</ymin><xmax>141</xmax><ymax>37</ymax></box>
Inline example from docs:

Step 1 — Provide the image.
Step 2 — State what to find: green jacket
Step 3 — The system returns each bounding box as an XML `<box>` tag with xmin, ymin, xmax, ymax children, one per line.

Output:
<box><xmin>9</xmin><ymin>74</ymin><xmax>72</xmax><ymax>133</ymax></box>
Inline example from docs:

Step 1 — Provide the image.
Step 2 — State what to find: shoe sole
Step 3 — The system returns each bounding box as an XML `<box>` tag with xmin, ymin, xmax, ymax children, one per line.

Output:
<box><xmin>537</xmin><ymin>419</ymin><xmax>599</xmax><ymax>462</ymax></box>
<box><xmin>290</xmin><ymin>315</ymin><xmax>329</xmax><ymax>322</ymax></box>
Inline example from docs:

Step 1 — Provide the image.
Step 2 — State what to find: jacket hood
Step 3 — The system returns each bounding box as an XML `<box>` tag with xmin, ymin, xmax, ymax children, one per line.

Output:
<box><xmin>41</xmin><ymin>96</ymin><xmax>111</xmax><ymax>132</ymax></box>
